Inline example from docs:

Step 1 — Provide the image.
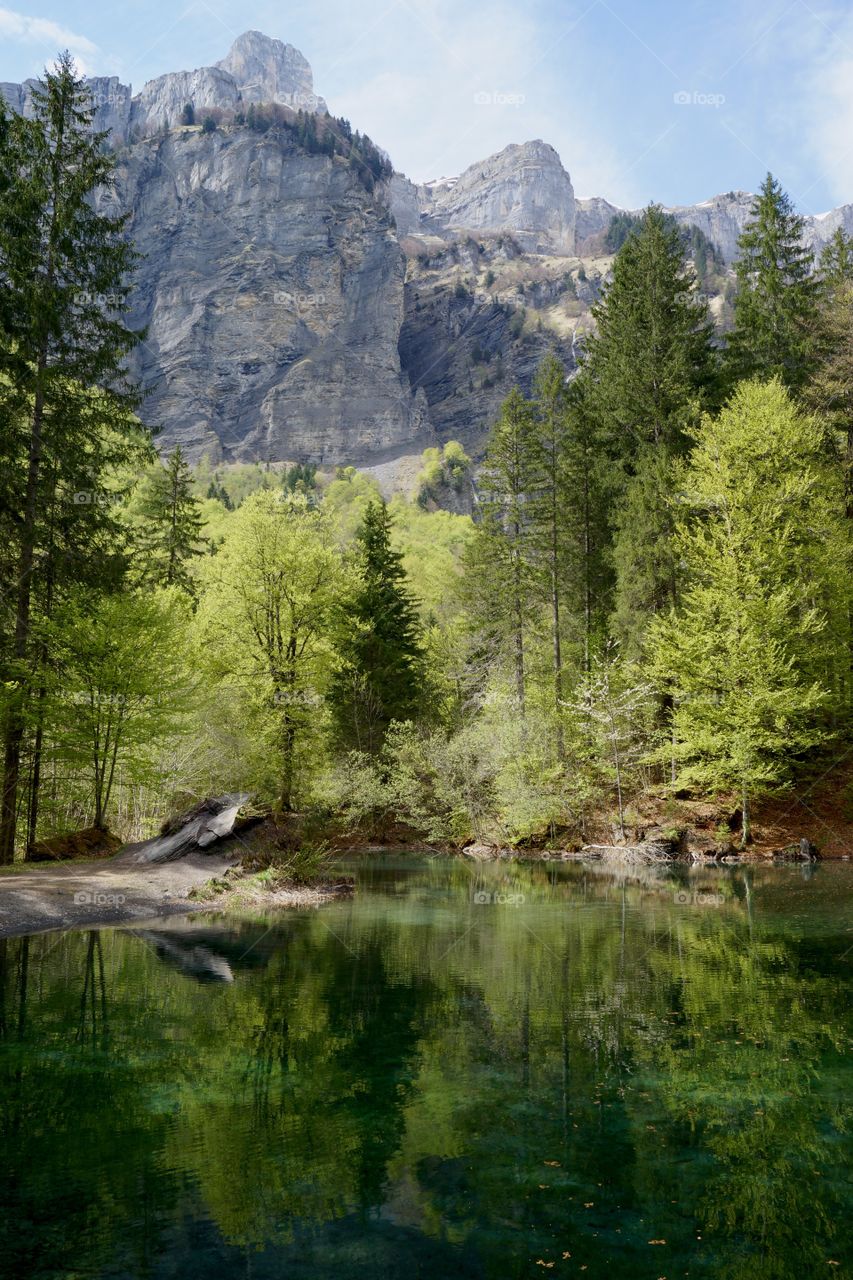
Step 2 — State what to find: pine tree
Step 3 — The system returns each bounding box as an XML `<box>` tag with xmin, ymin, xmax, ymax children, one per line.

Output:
<box><xmin>558</xmin><ymin>375</ymin><xmax>616</xmax><ymax>675</ymax></box>
<box><xmin>583</xmin><ymin>203</ymin><xmax>718</xmax><ymax>457</ymax></box>
<box><xmin>464</xmin><ymin>387</ymin><xmax>541</xmax><ymax>715</ymax></box>
<box><xmin>725</xmin><ymin>173</ymin><xmax>818</xmax><ymax>391</ymax></box>
<box><xmin>581</xmin><ymin>204</ymin><xmax>717</xmax><ymax>655</ymax></box>
<box><xmin>531</xmin><ymin>353</ymin><xmax>570</xmax><ymax>748</ymax></box>
<box><xmin>330</xmin><ymin>501</ymin><xmax>425</xmax><ymax>754</ymax></box>
<box><xmin>0</xmin><ymin>55</ymin><xmax>143</xmax><ymax>861</ymax></box>
<box><xmin>649</xmin><ymin>380</ymin><xmax>849</xmax><ymax>842</ymax></box>
<box><xmin>819</xmin><ymin>227</ymin><xmax>853</xmax><ymax>289</ymax></box>
<box><xmin>137</xmin><ymin>446</ymin><xmax>206</xmax><ymax>595</ymax></box>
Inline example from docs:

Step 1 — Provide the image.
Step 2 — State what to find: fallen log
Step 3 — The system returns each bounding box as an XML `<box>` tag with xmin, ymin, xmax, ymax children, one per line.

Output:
<box><xmin>119</xmin><ymin>794</ymin><xmax>263</xmax><ymax>865</ymax></box>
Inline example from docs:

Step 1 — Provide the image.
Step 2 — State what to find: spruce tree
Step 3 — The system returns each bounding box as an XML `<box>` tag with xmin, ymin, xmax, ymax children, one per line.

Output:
<box><xmin>583</xmin><ymin>203</ymin><xmax>718</xmax><ymax>457</ymax></box>
<box><xmin>0</xmin><ymin>55</ymin><xmax>143</xmax><ymax>861</ymax></box>
<box><xmin>330</xmin><ymin>501</ymin><xmax>425</xmax><ymax>754</ymax></box>
<box><xmin>558</xmin><ymin>375</ymin><xmax>616</xmax><ymax>674</ymax></box>
<box><xmin>531</xmin><ymin>353</ymin><xmax>570</xmax><ymax>749</ymax></box>
<box><xmin>581</xmin><ymin>204</ymin><xmax>717</xmax><ymax>655</ymax></box>
<box><xmin>803</xmin><ymin>227</ymin><xmax>853</xmax><ymax>520</ymax></box>
<box><xmin>819</xmin><ymin>227</ymin><xmax>853</xmax><ymax>289</ymax></box>
<box><xmin>137</xmin><ymin>446</ymin><xmax>206</xmax><ymax>595</ymax></box>
<box><xmin>725</xmin><ymin>173</ymin><xmax>818</xmax><ymax>391</ymax></box>
<box><xmin>464</xmin><ymin>387</ymin><xmax>541</xmax><ymax>714</ymax></box>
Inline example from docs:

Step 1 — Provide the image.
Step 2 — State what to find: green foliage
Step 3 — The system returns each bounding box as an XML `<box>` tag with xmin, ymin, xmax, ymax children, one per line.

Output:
<box><xmin>819</xmin><ymin>227</ymin><xmax>853</xmax><ymax>289</ymax></box>
<box><xmin>133</xmin><ymin>446</ymin><xmax>206</xmax><ymax>596</ymax></box>
<box><xmin>0</xmin><ymin>54</ymin><xmax>147</xmax><ymax>859</ymax></box>
<box><xmin>584</xmin><ymin>204</ymin><xmax>719</xmax><ymax>456</ymax></box>
<box><xmin>329</xmin><ymin>501</ymin><xmax>426</xmax><ymax>754</ymax></box>
<box><xmin>51</xmin><ymin>589</ymin><xmax>193</xmax><ymax>828</ymax></box>
<box><xmin>180</xmin><ymin>103</ymin><xmax>195</xmax><ymax>126</ymax></box>
<box><xmin>415</xmin><ymin>440</ymin><xmax>472</xmax><ymax>505</ymax></box>
<box><xmin>604</xmin><ymin>211</ymin><xmax>643</xmax><ymax>252</ymax></box>
<box><xmin>649</xmin><ymin>380</ymin><xmax>849</xmax><ymax>838</ymax></box>
<box><xmin>201</xmin><ymin>115</ymin><xmax>216</xmax><ymax>134</ymax></box>
<box><xmin>581</xmin><ymin>204</ymin><xmax>719</xmax><ymax>658</ymax></box>
<box><xmin>725</xmin><ymin>173</ymin><xmax>819</xmax><ymax>391</ymax></box>
<box><xmin>195</xmin><ymin>491</ymin><xmax>348</xmax><ymax>809</ymax></box>
<box><xmin>465</xmin><ymin>387</ymin><xmax>541</xmax><ymax>712</ymax></box>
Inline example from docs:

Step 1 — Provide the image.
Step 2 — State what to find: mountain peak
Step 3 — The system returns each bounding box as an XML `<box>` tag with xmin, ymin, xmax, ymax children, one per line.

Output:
<box><xmin>216</xmin><ymin>31</ymin><xmax>326</xmax><ymax>112</ymax></box>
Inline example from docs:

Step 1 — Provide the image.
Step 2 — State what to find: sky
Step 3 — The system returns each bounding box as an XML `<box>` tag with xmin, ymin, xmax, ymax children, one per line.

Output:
<box><xmin>1</xmin><ymin>0</ymin><xmax>852</xmax><ymax>212</ymax></box>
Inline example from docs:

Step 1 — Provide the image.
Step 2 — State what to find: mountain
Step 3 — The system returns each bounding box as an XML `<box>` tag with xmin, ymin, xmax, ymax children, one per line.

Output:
<box><xmin>0</xmin><ymin>30</ymin><xmax>327</xmax><ymax>147</ymax></box>
<box><xmin>392</xmin><ymin>141</ymin><xmax>576</xmax><ymax>255</ymax></box>
<box><xmin>3</xmin><ymin>31</ymin><xmax>853</xmax><ymax>475</ymax></box>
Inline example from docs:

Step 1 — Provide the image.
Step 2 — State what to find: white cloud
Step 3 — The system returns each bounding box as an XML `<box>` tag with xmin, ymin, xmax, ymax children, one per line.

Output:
<box><xmin>806</xmin><ymin>25</ymin><xmax>853</xmax><ymax>206</ymax></box>
<box><xmin>0</xmin><ymin>7</ymin><xmax>100</xmax><ymax>76</ymax></box>
<box><xmin>318</xmin><ymin>0</ymin><xmax>637</xmax><ymax>202</ymax></box>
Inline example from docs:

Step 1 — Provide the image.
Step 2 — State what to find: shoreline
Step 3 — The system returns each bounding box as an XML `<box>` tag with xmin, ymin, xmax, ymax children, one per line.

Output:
<box><xmin>0</xmin><ymin>838</ymin><xmax>843</xmax><ymax>941</ymax></box>
<box><xmin>0</xmin><ymin>851</ymin><xmax>352</xmax><ymax>940</ymax></box>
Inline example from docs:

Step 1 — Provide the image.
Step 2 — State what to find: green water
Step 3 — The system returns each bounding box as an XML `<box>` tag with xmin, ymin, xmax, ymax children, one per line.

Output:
<box><xmin>0</xmin><ymin>856</ymin><xmax>850</xmax><ymax>1279</ymax></box>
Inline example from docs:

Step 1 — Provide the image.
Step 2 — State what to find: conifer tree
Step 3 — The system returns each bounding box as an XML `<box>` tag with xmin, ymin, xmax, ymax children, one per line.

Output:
<box><xmin>581</xmin><ymin>204</ymin><xmax>717</xmax><ymax>655</ymax></box>
<box><xmin>0</xmin><ymin>54</ymin><xmax>143</xmax><ymax>861</ymax></box>
<box><xmin>725</xmin><ymin>173</ymin><xmax>818</xmax><ymax>391</ymax></box>
<box><xmin>531</xmin><ymin>353</ymin><xmax>570</xmax><ymax>747</ymax></box>
<box><xmin>330</xmin><ymin>500</ymin><xmax>425</xmax><ymax>754</ymax></box>
<box><xmin>464</xmin><ymin>387</ymin><xmax>541</xmax><ymax>714</ymax></box>
<box><xmin>558</xmin><ymin>375</ymin><xmax>616</xmax><ymax>674</ymax></box>
<box><xmin>649</xmin><ymin>380</ymin><xmax>849</xmax><ymax>842</ymax></box>
<box><xmin>819</xmin><ymin>226</ymin><xmax>853</xmax><ymax>289</ymax></box>
<box><xmin>583</xmin><ymin>203</ymin><xmax>718</xmax><ymax>457</ymax></box>
<box><xmin>806</xmin><ymin>233</ymin><xmax>853</xmax><ymax>516</ymax></box>
<box><xmin>137</xmin><ymin>446</ymin><xmax>206</xmax><ymax>595</ymax></box>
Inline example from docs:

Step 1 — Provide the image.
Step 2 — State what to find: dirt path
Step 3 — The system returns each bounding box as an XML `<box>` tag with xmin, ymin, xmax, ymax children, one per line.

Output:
<box><xmin>0</xmin><ymin>850</ymin><xmax>242</xmax><ymax>939</ymax></box>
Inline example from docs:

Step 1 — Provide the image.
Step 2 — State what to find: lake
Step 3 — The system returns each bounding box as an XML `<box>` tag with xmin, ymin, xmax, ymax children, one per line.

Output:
<box><xmin>0</xmin><ymin>855</ymin><xmax>850</xmax><ymax>1278</ymax></box>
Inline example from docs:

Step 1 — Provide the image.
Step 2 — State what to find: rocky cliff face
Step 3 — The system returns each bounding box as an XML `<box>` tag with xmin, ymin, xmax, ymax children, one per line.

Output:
<box><xmin>392</xmin><ymin>141</ymin><xmax>576</xmax><ymax>254</ymax></box>
<box><xmin>216</xmin><ymin>30</ymin><xmax>326</xmax><ymax>112</ymax></box>
<box><xmin>6</xmin><ymin>29</ymin><xmax>853</xmax><ymax>477</ymax></box>
<box><xmin>108</xmin><ymin>128</ymin><xmax>428</xmax><ymax>463</ymax></box>
<box><xmin>1</xmin><ymin>31</ymin><xmax>327</xmax><ymax>147</ymax></box>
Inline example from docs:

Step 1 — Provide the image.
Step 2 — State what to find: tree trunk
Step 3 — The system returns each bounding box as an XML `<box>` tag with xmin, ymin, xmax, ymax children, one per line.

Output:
<box><xmin>741</xmin><ymin>779</ymin><xmax>751</xmax><ymax>847</ymax></box>
<box><xmin>0</xmin><ymin>373</ymin><xmax>47</xmax><ymax>864</ymax></box>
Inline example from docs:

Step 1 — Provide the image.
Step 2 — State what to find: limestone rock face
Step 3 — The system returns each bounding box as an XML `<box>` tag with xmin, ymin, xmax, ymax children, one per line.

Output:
<box><xmin>1</xmin><ymin>31</ymin><xmax>327</xmax><ymax>147</ymax></box>
<box><xmin>574</xmin><ymin>195</ymin><xmax>620</xmax><ymax>249</ymax></box>
<box><xmin>2</xmin><ymin>74</ymin><xmax>133</xmax><ymax>141</ymax></box>
<box><xmin>423</xmin><ymin>141</ymin><xmax>576</xmax><ymax>254</ymax></box>
<box><xmin>129</xmin><ymin>66</ymin><xmax>240</xmax><ymax>135</ymax></box>
<box><xmin>216</xmin><ymin>30</ymin><xmax>327</xmax><ymax>113</ymax></box>
<box><xmin>385</xmin><ymin>173</ymin><xmax>423</xmax><ymax>237</ymax></box>
<box><xmin>803</xmin><ymin>203</ymin><xmax>853</xmax><ymax>253</ymax></box>
<box><xmin>664</xmin><ymin>191</ymin><xmax>756</xmax><ymax>263</ymax></box>
<box><xmin>110</xmin><ymin>129</ymin><xmax>429</xmax><ymax>463</ymax></box>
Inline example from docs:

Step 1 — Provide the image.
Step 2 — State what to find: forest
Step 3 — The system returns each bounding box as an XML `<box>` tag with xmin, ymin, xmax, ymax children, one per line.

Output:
<box><xmin>3</xmin><ymin>54</ymin><xmax>853</xmax><ymax>863</ymax></box>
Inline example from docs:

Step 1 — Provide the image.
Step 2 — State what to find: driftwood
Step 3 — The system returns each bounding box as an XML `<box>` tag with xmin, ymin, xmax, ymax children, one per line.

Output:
<box><xmin>119</xmin><ymin>794</ymin><xmax>261</xmax><ymax>865</ymax></box>
<box><xmin>581</xmin><ymin>842</ymin><xmax>678</xmax><ymax>864</ymax></box>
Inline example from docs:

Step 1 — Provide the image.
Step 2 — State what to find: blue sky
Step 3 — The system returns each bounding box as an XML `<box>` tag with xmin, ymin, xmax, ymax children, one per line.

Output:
<box><xmin>2</xmin><ymin>0</ymin><xmax>852</xmax><ymax>211</ymax></box>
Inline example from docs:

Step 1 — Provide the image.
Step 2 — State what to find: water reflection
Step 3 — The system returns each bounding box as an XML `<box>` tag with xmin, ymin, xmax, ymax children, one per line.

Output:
<box><xmin>0</xmin><ymin>857</ymin><xmax>850</xmax><ymax>1278</ymax></box>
